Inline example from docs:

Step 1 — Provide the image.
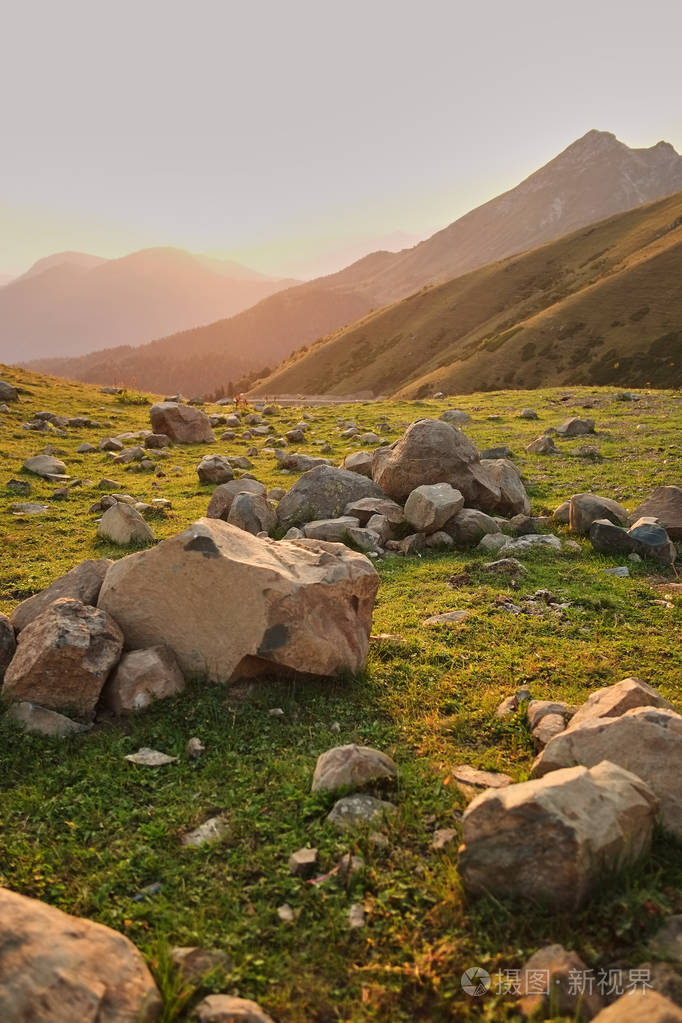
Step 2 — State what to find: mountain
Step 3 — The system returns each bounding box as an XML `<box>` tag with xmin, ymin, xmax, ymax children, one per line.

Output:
<box><xmin>30</xmin><ymin>130</ymin><xmax>682</xmax><ymax>393</ymax></box>
<box><xmin>0</xmin><ymin>247</ymin><xmax>296</xmax><ymax>362</ymax></box>
<box><xmin>255</xmin><ymin>190</ymin><xmax>682</xmax><ymax>396</ymax></box>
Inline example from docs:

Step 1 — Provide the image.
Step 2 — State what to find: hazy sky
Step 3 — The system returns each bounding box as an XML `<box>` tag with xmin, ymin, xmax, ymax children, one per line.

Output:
<box><xmin>3</xmin><ymin>0</ymin><xmax>681</xmax><ymax>279</ymax></box>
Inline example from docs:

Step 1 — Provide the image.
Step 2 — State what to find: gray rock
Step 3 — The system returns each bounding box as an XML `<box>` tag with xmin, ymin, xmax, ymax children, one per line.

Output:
<box><xmin>439</xmin><ymin>408</ymin><xmax>471</xmax><ymax>424</ymax></box>
<box><xmin>630</xmin><ymin>486</ymin><xmax>682</xmax><ymax>540</ymax></box>
<box><xmin>569</xmin><ymin>493</ymin><xmax>628</xmax><ymax>534</ymax></box>
<box><xmin>97</xmin><ymin>503</ymin><xmax>154</xmax><ymax>545</ymax></box>
<box><xmin>149</xmin><ymin>402</ymin><xmax>215</xmax><ymax>444</ymax></box>
<box><xmin>327</xmin><ymin>794</ymin><xmax>396</xmax><ymax>831</ymax></box>
<box><xmin>5</xmin><ymin>702</ymin><xmax>90</xmax><ymax>738</ymax></box>
<box><xmin>197</xmin><ymin>454</ymin><xmax>233</xmax><ymax>484</ymax></box>
<box><xmin>277</xmin><ymin>465</ymin><xmax>384</xmax><ymax>529</ymax></box>
<box><xmin>0</xmin><ymin>380</ymin><xmax>18</xmax><ymax>401</ymax></box>
<box><xmin>23</xmin><ymin>454</ymin><xmax>67</xmax><ymax>479</ymax></box>
<box><xmin>519</xmin><ymin>408</ymin><xmax>539</xmax><ymax>420</ymax></box>
<box><xmin>526</xmin><ymin>434</ymin><xmax>557</xmax><ymax>455</ymax></box>
<box><xmin>227</xmin><ymin>493</ymin><xmax>277</xmax><ymax>535</ymax></box>
<box><xmin>181</xmin><ymin>816</ymin><xmax>230</xmax><ymax>848</ymax></box>
<box><xmin>342</xmin><ymin>451</ymin><xmax>374</xmax><ymax>477</ymax></box>
<box><xmin>303</xmin><ymin>517</ymin><xmax>361</xmax><ymax>542</ymax></box>
<box><xmin>288</xmin><ymin>847</ymin><xmax>318</xmax><ymax>877</ymax></box>
<box><xmin>206</xmin><ymin>478</ymin><xmax>267</xmax><ymax>519</ymax></box>
<box><xmin>556</xmin><ymin>417</ymin><xmax>595</xmax><ymax>437</ymax></box>
<box><xmin>445</xmin><ymin>508</ymin><xmax>501</xmax><ymax>547</ymax></box>
<box><xmin>194</xmin><ymin>994</ymin><xmax>275</xmax><ymax>1023</ymax></box>
<box><xmin>404</xmin><ymin>483</ymin><xmax>464</xmax><ymax>534</ymax></box>
<box><xmin>313</xmin><ymin>745</ymin><xmax>397</xmax><ymax>793</ymax></box>
<box><xmin>102</xmin><ymin>645</ymin><xmax>185</xmax><ymax>715</ymax></box>
<box><xmin>344</xmin><ymin>497</ymin><xmax>405</xmax><ymax>527</ymax></box>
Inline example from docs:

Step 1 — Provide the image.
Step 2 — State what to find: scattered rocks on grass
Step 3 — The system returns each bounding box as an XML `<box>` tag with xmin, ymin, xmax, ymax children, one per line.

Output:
<box><xmin>556</xmin><ymin>417</ymin><xmax>595</xmax><ymax>437</ymax></box>
<box><xmin>197</xmin><ymin>454</ymin><xmax>233</xmax><ymax>484</ymax></box>
<box><xmin>312</xmin><ymin>745</ymin><xmax>397</xmax><ymax>793</ymax></box>
<box><xmin>569</xmin><ymin>493</ymin><xmax>628</xmax><ymax>534</ymax></box>
<box><xmin>277</xmin><ymin>465</ymin><xmax>384</xmax><ymax>529</ymax></box>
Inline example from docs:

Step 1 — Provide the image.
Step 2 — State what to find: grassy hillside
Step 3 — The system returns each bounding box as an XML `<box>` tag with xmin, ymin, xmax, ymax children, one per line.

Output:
<box><xmin>1</xmin><ymin>367</ymin><xmax>681</xmax><ymax>1022</ymax></box>
<box><xmin>256</xmin><ymin>191</ymin><xmax>682</xmax><ymax>398</ymax></box>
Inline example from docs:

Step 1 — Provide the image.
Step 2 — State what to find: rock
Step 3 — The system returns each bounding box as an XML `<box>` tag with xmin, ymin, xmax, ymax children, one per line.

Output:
<box><xmin>288</xmin><ymin>847</ymin><xmax>318</xmax><ymax>877</ymax></box>
<box><xmin>125</xmin><ymin>747</ymin><xmax>177</xmax><ymax>766</ymax></box>
<box><xmin>277</xmin><ymin>465</ymin><xmax>384</xmax><ymax>529</ymax></box>
<box><xmin>604</xmin><ymin>565</ymin><xmax>630</xmax><ymax>577</ymax></box>
<box><xmin>102</xmin><ymin>645</ymin><xmax>185</xmax><ymax>715</ymax></box>
<box><xmin>98</xmin><ymin>518</ymin><xmax>379</xmax><ymax>683</ymax></box>
<box><xmin>483</xmin><ymin>557</ymin><xmax>526</xmax><ymax>576</ymax></box>
<box><xmin>77</xmin><ymin>442</ymin><xmax>97</xmax><ymax>453</ymax></box>
<box><xmin>553</xmin><ymin>500</ymin><xmax>571</xmax><ymax>524</ymax></box>
<box><xmin>569</xmin><ymin>678</ymin><xmax>675</xmax><ymax>730</ymax></box>
<box><xmin>145</xmin><ymin>433</ymin><xmax>171</xmax><ymax>449</ymax></box>
<box><xmin>344</xmin><ymin>497</ymin><xmax>405</xmax><ymax>527</ymax></box>
<box><xmin>445</xmin><ymin>508</ymin><xmax>501</xmax><ymax>547</ymax></box>
<box><xmin>432</xmin><ymin>828</ymin><xmax>458</xmax><ymax>850</ymax></box>
<box><xmin>348</xmin><ymin>903</ymin><xmax>365</xmax><ymax>929</ymax></box>
<box><xmin>149</xmin><ymin>402</ymin><xmax>214</xmax><ymax>444</ymax></box>
<box><xmin>556</xmin><ymin>417</ymin><xmax>595</xmax><ymax>437</ymax></box>
<box><xmin>227</xmin><ymin>493</ymin><xmax>277</xmax><ymax>535</ymax></box>
<box><xmin>23</xmin><ymin>454</ymin><xmax>67</xmax><ymax>479</ymax></box>
<box><xmin>364</xmin><ymin>513</ymin><xmax>393</xmax><ymax>544</ymax></box>
<box><xmin>532</xmin><ymin>707</ymin><xmax>682</xmax><ymax>838</ymax></box>
<box><xmin>477</xmin><ymin>532</ymin><xmax>508</xmax><ymax>553</ymax></box>
<box><xmin>628</xmin><ymin>518</ymin><xmax>677</xmax><ymax>564</ymax></box>
<box><xmin>422</xmin><ymin>610</ymin><xmax>468</xmax><ymax>627</ymax></box>
<box><xmin>327</xmin><ymin>794</ymin><xmax>396</xmax><ymax>831</ymax></box>
<box><xmin>0</xmin><ymin>379</ymin><xmax>18</xmax><ymax>401</ymax></box>
<box><xmin>480</xmin><ymin>445</ymin><xmax>514</xmax><ymax>459</ymax></box>
<box><xmin>630</xmin><ymin>486</ymin><xmax>682</xmax><ymax>540</ymax></box>
<box><xmin>451</xmin><ymin>764</ymin><xmax>513</xmax><ymax>799</ymax></box>
<box><xmin>649</xmin><ymin>916</ymin><xmax>682</xmax><ymax>964</ymax></box>
<box><xmin>0</xmin><ymin>613</ymin><xmax>16</xmax><ymax>681</ymax></box>
<box><xmin>312</xmin><ymin>745</ymin><xmax>397</xmax><ymax>793</ymax></box>
<box><xmin>425</xmin><ymin>530</ymin><xmax>454</xmax><ymax>549</ymax></box>
<box><xmin>0</xmin><ymin>886</ymin><xmax>161</xmax><ymax>1023</ymax></box>
<box><xmin>526</xmin><ymin>434</ymin><xmax>557</xmax><ymax>454</ymax></box>
<box><xmin>277</xmin><ymin>904</ymin><xmax>294</xmax><ymax>923</ymax></box>
<box><xmin>517</xmin><ymin>944</ymin><xmax>604</xmax><ymax>1019</ymax></box>
<box><xmin>98</xmin><ymin>503</ymin><xmax>155</xmax><ymax>546</ymax></box>
<box><xmin>342</xmin><ymin>452</ymin><xmax>374</xmax><ymax>477</ymax></box>
<box><xmin>170</xmin><ymin>946</ymin><xmax>230</xmax><ymax>983</ymax></box>
<box><xmin>388</xmin><ymin>532</ymin><xmax>426</xmax><ymax>555</ymax></box>
<box><xmin>3</xmin><ymin>598</ymin><xmax>123</xmax><ymax>718</ymax></box>
<box><xmin>182</xmin><ymin>816</ymin><xmax>230</xmax><ymax>847</ymax></box>
<box><xmin>590</xmin><ymin>990</ymin><xmax>682</xmax><ymax>1021</ymax></box>
<box><xmin>439</xmin><ymin>408</ymin><xmax>471</xmax><ymax>424</ymax></box>
<box><xmin>194</xmin><ymin>994</ymin><xmax>275</xmax><ymax>1023</ymax></box>
<box><xmin>11</xmin><ymin>559</ymin><xmax>112</xmax><ymax>633</ymax></box>
<box><xmin>206</xmin><ymin>479</ymin><xmax>267</xmax><ymax>520</ymax></box>
<box><xmin>404</xmin><ymin>483</ymin><xmax>464</xmax><ymax>534</ymax></box>
<box><xmin>302</xmin><ymin>516</ymin><xmax>360</xmax><ymax>542</ymax></box>
<box><xmin>590</xmin><ymin>518</ymin><xmax>638</xmax><ymax>557</ymax></box>
<box><xmin>197</xmin><ymin>454</ymin><xmax>233</xmax><ymax>484</ymax></box>
<box><xmin>5</xmin><ymin>702</ymin><xmax>91</xmax><ymax>738</ymax></box>
<box><xmin>519</xmin><ymin>408</ymin><xmax>539</xmax><ymax>419</ymax></box>
<box><xmin>274</xmin><ymin>451</ymin><xmax>332</xmax><ymax>472</ymax></box>
<box><xmin>186</xmin><ymin>736</ymin><xmax>205</xmax><ymax>758</ymax></box>
<box><xmin>569</xmin><ymin>493</ymin><xmax>628</xmax><ymax>534</ymax></box>
<box><xmin>372</xmin><ymin>418</ymin><xmax>499</xmax><ymax>506</ymax></box>
<box><xmin>99</xmin><ymin>437</ymin><xmax>125</xmax><ymax>452</ymax></box>
<box><xmin>10</xmin><ymin>501</ymin><xmax>50</xmax><ymax>516</ymax></box>
<box><xmin>98</xmin><ymin>477</ymin><xmax>122</xmax><ymax>490</ymax></box>
<box><xmin>479</xmin><ymin>459</ymin><xmax>530</xmax><ymax>516</ymax></box>
<box><xmin>533</xmin><ymin>713</ymin><xmax>566</xmax><ymax>746</ymax></box>
<box><xmin>527</xmin><ymin>700</ymin><xmax>570</xmax><ymax>729</ymax></box>
<box><xmin>499</xmin><ymin>534</ymin><xmax>562</xmax><ymax>555</ymax></box>
<box><xmin>459</xmin><ymin>762</ymin><xmax>658</xmax><ymax>908</ymax></box>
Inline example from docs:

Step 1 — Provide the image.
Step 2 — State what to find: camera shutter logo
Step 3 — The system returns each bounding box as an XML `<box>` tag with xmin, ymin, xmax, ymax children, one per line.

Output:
<box><xmin>461</xmin><ymin>966</ymin><xmax>491</xmax><ymax>997</ymax></box>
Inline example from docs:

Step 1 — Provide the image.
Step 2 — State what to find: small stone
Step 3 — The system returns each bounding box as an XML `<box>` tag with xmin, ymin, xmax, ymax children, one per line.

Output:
<box><xmin>432</xmin><ymin>828</ymin><xmax>458</xmax><ymax>850</ymax></box>
<box><xmin>277</xmin><ymin>904</ymin><xmax>294</xmax><ymax>923</ymax></box>
<box><xmin>312</xmin><ymin>745</ymin><xmax>397</xmax><ymax>793</ymax></box>
<box><xmin>348</xmin><ymin>903</ymin><xmax>365</xmax><ymax>929</ymax></box>
<box><xmin>170</xmin><ymin>946</ymin><xmax>230</xmax><ymax>983</ymax></box>
<box><xmin>194</xmin><ymin>994</ymin><xmax>276</xmax><ymax>1023</ymax></box>
<box><xmin>451</xmin><ymin>764</ymin><xmax>513</xmax><ymax>798</ymax></box>
<box><xmin>327</xmin><ymin>794</ymin><xmax>397</xmax><ymax>831</ymax></box>
<box><xmin>182</xmin><ymin>815</ymin><xmax>230</xmax><ymax>848</ymax></box>
<box><xmin>186</xmin><ymin>737</ymin><xmax>205</xmax><ymax>759</ymax></box>
<box><xmin>125</xmin><ymin>747</ymin><xmax>177</xmax><ymax>766</ymax></box>
<box><xmin>288</xmin><ymin>847</ymin><xmax>318</xmax><ymax>877</ymax></box>
<box><xmin>5</xmin><ymin>702</ymin><xmax>91</xmax><ymax>738</ymax></box>
<box><xmin>517</xmin><ymin>944</ymin><xmax>604</xmax><ymax>1019</ymax></box>
<box><xmin>604</xmin><ymin>566</ymin><xmax>630</xmax><ymax>577</ymax></box>
<box><xmin>422</xmin><ymin>610</ymin><xmax>468</xmax><ymax>626</ymax></box>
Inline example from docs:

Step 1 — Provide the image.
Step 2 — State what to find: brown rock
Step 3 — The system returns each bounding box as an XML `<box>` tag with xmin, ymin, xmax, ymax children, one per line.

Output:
<box><xmin>102</xmin><ymin>645</ymin><xmax>185</xmax><ymax>715</ymax></box>
<box><xmin>312</xmin><ymin>744</ymin><xmax>397</xmax><ymax>793</ymax></box>
<box><xmin>479</xmin><ymin>458</ymin><xmax>530</xmax><ymax>516</ymax></box>
<box><xmin>569</xmin><ymin>678</ymin><xmax>675</xmax><ymax>731</ymax></box>
<box><xmin>97</xmin><ymin>519</ymin><xmax>379</xmax><ymax>683</ymax></box>
<box><xmin>0</xmin><ymin>613</ymin><xmax>16</xmax><ymax>680</ymax></box>
<box><xmin>569</xmin><ymin>493</ymin><xmax>628</xmax><ymax>535</ymax></box>
<box><xmin>194</xmin><ymin>994</ymin><xmax>274</xmax><ymax>1023</ymax></box>
<box><xmin>206</xmin><ymin>479</ymin><xmax>267</xmax><ymax>520</ymax></box>
<box><xmin>149</xmin><ymin>402</ymin><xmax>214</xmax><ymax>444</ymax></box>
<box><xmin>3</xmin><ymin>598</ymin><xmax>123</xmax><ymax>718</ymax></box>
<box><xmin>630</xmin><ymin>486</ymin><xmax>682</xmax><ymax>540</ymax></box>
<box><xmin>517</xmin><ymin>944</ymin><xmax>604</xmax><ymax>1019</ymax></box>
<box><xmin>590</xmin><ymin>989</ymin><xmax>682</xmax><ymax>1021</ymax></box>
<box><xmin>458</xmin><ymin>762</ymin><xmax>658</xmax><ymax>908</ymax></box>
<box><xmin>11</xmin><ymin>559</ymin><xmax>112</xmax><ymax>633</ymax></box>
<box><xmin>0</xmin><ymin>886</ymin><xmax>161</xmax><ymax>1022</ymax></box>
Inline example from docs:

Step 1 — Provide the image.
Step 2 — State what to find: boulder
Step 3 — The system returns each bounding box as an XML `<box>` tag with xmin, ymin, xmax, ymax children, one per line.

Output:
<box><xmin>556</xmin><ymin>417</ymin><xmax>595</xmax><ymax>437</ymax></box>
<box><xmin>459</xmin><ymin>762</ymin><xmax>658</xmax><ymax>908</ymax></box>
<box><xmin>517</xmin><ymin>944</ymin><xmax>604</xmax><ymax>1019</ymax></box>
<box><xmin>569</xmin><ymin>678</ymin><xmax>675</xmax><ymax>730</ymax></box>
<box><xmin>97</xmin><ymin>519</ymin><xmax>379</xmax><ymax>683</ymax></box>
<box><xmin>23</xmin><ymin>454</ymin><xmax>67</xmax><ymax>479</ymax></box>
<box><xmin>326</xmin><ymin>794</ymin><xmax>397</xmax><ymax>831</ymax></box>
<box><xmin>342</xmin><ymin>451</ymin><xmax>373</xmax><ymax>477</ymax></box>
<box><xmin>0</xmin><ymin>613</ymin><xmax>16</xmax><ymax>680</ymax></box>
<box><xmin>312</xmin><ymin>745</ymin><xmax>397</xmax><ymax>792</ymax></box>
<box><xmin>11</xmin><ymin>559</ymin><xmax>112</xmax><ymax>633</ymax></box>
<box><xmin>149</xmin><ymin>402</ymin><xmax>214</xmax><ymax>444</ymax></box>
<box><xmin>479</xmin><ymin>458</ymin><xmax>531</xmax><ymax>516</ymax></box>
<box><xmin>0</xmin><ymin>379</ymin><xmax>18</xmax><ymax>401</ymax></box>
<box><xmin>553</xmin><ymin>500</ymin><xmax>571</xmax><ymax>524</ymax></box>
<box><xmin>206</xmin><ymin>479</ymin><xmax>267</xmax><ymax>520</ymax></box>
<box><xmin>371</xmin><ymin>419</ymin><xmax>498</xmax><ymax>505</ymax></box>
<box><xmin>569</xmin><ymin>493</ymin><xmax>628</xmax><ymax>534</ymax></box>
<box><xmin>439</xmin><ymin>408</ymin><xmax>471</xmax><ymax>424</ymax></box>
<box><xmin>227</xmin><ymin>493</ymin><xmax>278</xmax><ymax>535</ymax></box>
<box><xmin>404</xmin><ymin>483</ymin><xmax>464</xmax><ymax>534</ymax></box>
<box><xmin>628</xmin><ymin>518</ymin><xmax>677</xmax><ymax>564</ymax></box>
<box><xmin>526</xmin><ymin>434</ymin><xmax>557</xmax><ymax>454</ymax></box>
<box><xmin>194</xmin><ymin>994</ymin><xmax>274</xmax><ymax>1023</ymax></box>
<box><xmin>98</xmin><ymin>503</ymin><xmax>154</xmax><ymax>546</ymax></box>
<box><xmin>302</xmin><ymin>517</ymin><xmax>361</xmax><ymax>542</ymax></box>
<box><xmin>274</xmin><ymin>451</ymin><xmax>332</xmax><ymax>472</ymax></box>
<box><xmin>3</xmin><ymin>598</ymin><xmax>124</xmax><ymax>718</ymax></box>
<box><xmin>5</xmin><ymin>702</ymin><xmax>91</xmax><ymax>737</ymax></box>
<box><xmin>277</xmin><ymin>465</ymin><xmax>384</xmax><ymax>529</ymax></box>
<box><xmin>344</xmin><ymin>497</ymin><xmax>405</xmax><ymax>527</ymax></box>
<box><xmin>145</xmin><ymin>433</ymin><xmax>170</xmax><ymax>449</ymax></box>
<box><xmin>197</xmin><ymin>454</ymin><xmax>233</xmax><ymax>484</ymax></box>
<box><xmin>532</xmin><ymin>707</ymin><xmax>682</xmax><ymax>837</ymax></box>
<box><xmin>630</xmin><ymin>486</ymin><xmax>682</xmax><ymax>540</ymax></box>
<box><xmin>102</xmin><ymin>645</ymin><xmax>185</xmax><ymax>714</ymax></box>
<box><xmin>444</xmin><ymin>508</ymin><xmax>501</xmax><ymax>547</ymax></box>
<box><xmin>590</xmin><ymin>990</ymin><xmax>682</xmax><ymax>1022</ymax></box>
<box><xmin>519</xmin><ymin>408</ymin><xmax>539</xmax><ymax>419</ymax></box>
<box><xmin>0</xmin><ymin>887</ymin><xmax>161</xmax><ymax>1023</ymax></box>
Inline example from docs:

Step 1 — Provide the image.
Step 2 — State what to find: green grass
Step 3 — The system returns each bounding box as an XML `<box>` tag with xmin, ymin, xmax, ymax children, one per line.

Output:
<box><xmin>1</xmin><ymin>366</ymin><xmax>681</xmax><ymax>1021</ymax></box>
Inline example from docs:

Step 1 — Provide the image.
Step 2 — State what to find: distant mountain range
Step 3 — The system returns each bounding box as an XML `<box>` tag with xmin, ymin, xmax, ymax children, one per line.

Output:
<box><xmin>28</xmin><ymin>130</ymin><xmax>682</xmax><ymax>394</ymax></box>
<box><xmin>256</xmin><ymin>190</ymin><xmax>682</xmax><ymax>395</ymax></box>
<box><xmin>0</xmin><ymin>248</ymin><xmax>297</xmax><ymax>362</ymax></box>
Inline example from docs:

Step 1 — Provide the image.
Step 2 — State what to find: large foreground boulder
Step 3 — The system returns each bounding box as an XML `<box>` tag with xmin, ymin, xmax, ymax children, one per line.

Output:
<box><xmin>630</xmin><ymin>486</ymin><xmax>682</xmax><ymax>540</ymax></box>
<box><xmin>149</xmin><ymin>402</ymin><xmax>214</xmax><ymax>444</ymax></box>
<box><xmin>532</xmin><ymin>707</ymin><xmax>682</xmax><ymax>838</ymax></box>
<box><xmin>458</xmin><ymin>761</ymin><xmax>658</xmax><ymax>908</ymax></box>
<box><xmin>97</xmin><ymin>519</ymin><xmax>379</xmax><ymax>683</ymax></box>
<box><xmin>3</xmin><ymin>598</ymin><xmax>124</xmax><ymax>718</ymax></box>
<box><xmin>276</xmin><ymin>465</ymin><xmax>384</xmax><ymax>530</ymax></box>
<box><xmin>0</xmin><ymin>886</ymin><xmax>161</xmax><ymax>1022</ymax></box>
<box><xmin>371</xmin><ymin>419</ymin><xmax>499</xmax><ymax>505</ymax></box>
